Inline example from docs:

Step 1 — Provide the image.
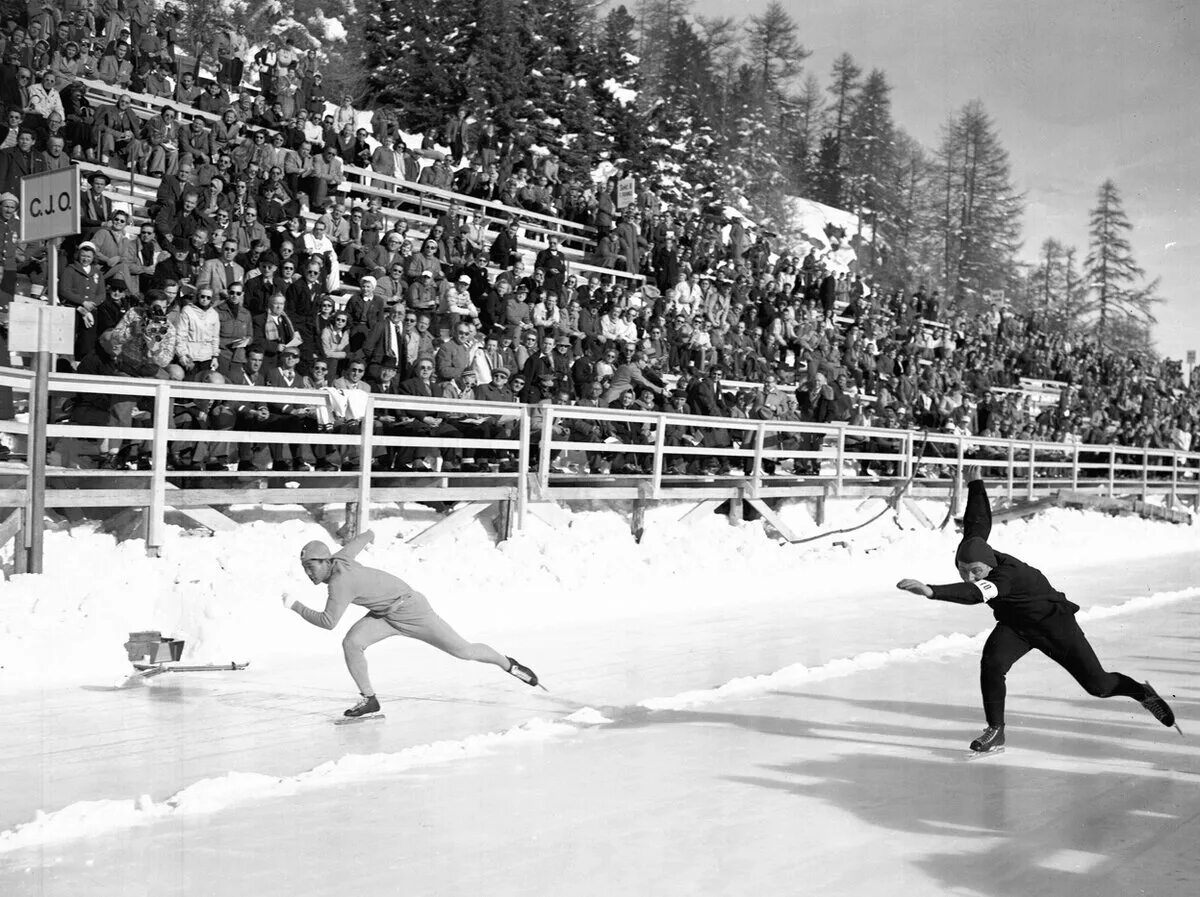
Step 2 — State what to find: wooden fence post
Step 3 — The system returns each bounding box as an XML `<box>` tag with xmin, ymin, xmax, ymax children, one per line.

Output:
<box><xmin>356</xmin><ymin>396</ymin><xmax>375</xmax><ymax>536</ymax></box>
<box><xmin>516</xmin><ymin>408</ymin><xmax>530</xmax><ymax>532</ymax></box>
<box><xmin>146</xmin><ymin>380</ymin><xmax>170</xmax><ymax>557</ymax></box>
<box><xmin>651</xmin><ymin>413</ymin><xmax>666</xmax><ymax>499</ymax></box>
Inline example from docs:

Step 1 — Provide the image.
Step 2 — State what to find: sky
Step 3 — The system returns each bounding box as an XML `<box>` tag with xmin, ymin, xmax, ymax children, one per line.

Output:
<box><xmin>691</xmin><ymin>0</ymin><xmax>1199</xmax><ymax>360</ymax></box>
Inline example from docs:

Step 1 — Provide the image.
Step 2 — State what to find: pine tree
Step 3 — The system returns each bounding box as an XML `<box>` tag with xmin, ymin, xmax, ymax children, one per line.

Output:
<box><xmin>637</xmin><ymin>0</ymin><xmax>693</xmax><ymax>100</ymax></box>
<box><xmin>592</xmin><ymin>5</ymin><xmax>645</xmax><ymax>165</ymax></box>
<box><xmin>647</xmin><ymin>18</ymin><xmax>723</xmax><ymax>207</ymax></box>
<box><xmin>813</xmin><ymin>52</ymin><xmax>862</xmax><ymax>206</ymax></box>
<box><xmin>464</xmin><ymin>0</ymin><xmax>528</xmax><ymax>130</ymax></box>
<box><xmin>1084</xmin><ymin>179</ymin><xmax>1163</xmax><ymax>349</ymax></box>
<box><xmin>879</xmin><ymin>130</ymin><xmax>933</xmax><ymax>283</ymax></box>
<box><xmin>745</xmin><ymin>1</ymin><xmax>807</xmax><ymax>103</ymax></box>
<box><xmin>932</xmin><ymin>100</ymin><xmax>1024</xmax><ymax>307</ymax></box>
<box><xmin>362</xmin><ymin>0</ymin><xmax>474</xmax><ymax>129</ymax></box>
<box><xmin>843</xmin><ymin>69</ymin><xmax>896</xmax><ymax>244</ymax></box>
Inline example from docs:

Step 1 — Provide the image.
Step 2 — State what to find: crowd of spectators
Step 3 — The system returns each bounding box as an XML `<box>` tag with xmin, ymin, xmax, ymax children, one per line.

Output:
<box><xmin>0</xmin><ymin>1</ymin><xmax>1197</xmax><ymax>476</ymax></box>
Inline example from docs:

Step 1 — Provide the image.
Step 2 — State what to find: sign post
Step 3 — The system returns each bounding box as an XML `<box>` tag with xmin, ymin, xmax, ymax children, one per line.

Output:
<box><xmin>16</xmin><ymin>166</ymin><xmax>80</xmax><ymax>573</ymax></box>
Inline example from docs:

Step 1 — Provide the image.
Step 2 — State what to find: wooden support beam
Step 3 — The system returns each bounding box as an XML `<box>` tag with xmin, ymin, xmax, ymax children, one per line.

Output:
<box><xmin>164</xmin><ymin>484</ymin><xmax>239</xmax><ymax>533</ymax></box>
<box><xmin>493</xmin><ymin>500</ymin><xmax>515</xmax><ymax>543</ymax></box>
<box><xmin>746</xmin><ymin>498</ymin><xmax>801</xmax><ymax>542</ymax></box>
<box><xmin>678</xmin><ymin>500</ymin><xmax>723</xmax><ymax>522</ymax></box>
<box><xmin>812</xmin><ymin>492</ymin><xmax>826</xmax><ymax>527</ymax></box>
<box><xmin>0</xmin><ymin>508</ymin><xmax>22</xmax><ymax>561</ymax></box>
<box><xmin>407</xmin><ymin>501</ymin><xmax>497</xmax><ymax>547</ymax></box>
<box><xmin>728</xmin><ymin>489</ymin><xmax>744</xmax><ymax>524</ymax></box>
<box><xmin>901</xmin><ymin>497</ymin><xmax>935</xmax><ymax>530</ymax></box>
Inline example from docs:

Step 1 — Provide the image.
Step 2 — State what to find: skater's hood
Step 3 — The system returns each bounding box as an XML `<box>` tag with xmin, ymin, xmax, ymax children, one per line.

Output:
<box><xmin>300</xmin><ymin>540</ymin><xmax>333</xmax><ymax>562</ymax></box>
<box><xmin>955</xmin><ymin>536</ymin><xmax>997</xmax><ymax>568</ymax></box>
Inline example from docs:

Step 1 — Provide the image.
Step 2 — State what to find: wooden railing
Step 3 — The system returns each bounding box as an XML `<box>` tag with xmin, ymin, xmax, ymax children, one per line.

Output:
<box><xmin>0</xmin><ymin>366</ymin><xmax>1196</xmax><ymax>559</ymax></box>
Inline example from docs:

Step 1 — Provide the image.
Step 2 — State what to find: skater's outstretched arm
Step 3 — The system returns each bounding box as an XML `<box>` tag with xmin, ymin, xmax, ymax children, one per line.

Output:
<box><xmin>335</xmin><ymin>530</ymin><xmax>376</xmax><ymax>561</ymax></box>
<box><xmin>291</xmin><ymin>584</ymin><xmax>355</xmax><ymax>630</ymax></box>
<box><xmin>961</xmin><ymin>470</ymin><xmax>991</xmax><ymax>542</ymax></box>
<box><xmin>897</xmin><ymin>576</ymin><xmax>995</xmax><ymax>604</ymax></box>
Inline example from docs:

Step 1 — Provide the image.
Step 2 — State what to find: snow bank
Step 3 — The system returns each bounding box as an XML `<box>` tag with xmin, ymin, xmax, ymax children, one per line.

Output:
<box><xmin>0</xmin><ymin>717</ymin><xmax>582</xmax><ymax>854</ymax></box>
<box><xmin>1</xmin><ymin>499</ymin><xmax>1196</xmax><ymax>691</ymax></box>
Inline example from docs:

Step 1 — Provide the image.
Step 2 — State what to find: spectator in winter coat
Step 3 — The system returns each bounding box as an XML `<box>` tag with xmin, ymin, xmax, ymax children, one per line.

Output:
<box><xmin>172</xmin><ymin>287</ymin><xmax>221</xmax><ymax>377</ymax></box>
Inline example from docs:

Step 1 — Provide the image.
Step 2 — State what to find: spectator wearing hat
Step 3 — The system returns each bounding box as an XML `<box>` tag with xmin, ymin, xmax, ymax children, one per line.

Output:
<box><xmin>520</xmin><ymin>370</ymin><xmax>557</xmax><ymax>405</ymax></box>
<box><xmin>78</xmin><ymin>170</ymin><xmax>113</xmax><ymax>243</ymax></box>
<box><xmin>59</xmin><ymin>239</ymin><xmax>106</xmax><ymax>341</ymax></box>
<box><xmin>76</xmin><ymin>277</ymin><xmax>131</xmax><ymax>367</ymax></box>
<box><xmin>261</xmin><ymin>344</ymin><xmax>315</xmax><ymax>470</ymax></box>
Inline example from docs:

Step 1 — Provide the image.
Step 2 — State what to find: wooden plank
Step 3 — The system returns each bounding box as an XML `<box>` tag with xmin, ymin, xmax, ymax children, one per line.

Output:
<box><xmin>678</xmin><ymin>500</ymin><xmax>723</xmax><ymax>522</ymax></box>
<box><xmin>746</xmin><ymin>498</ymin><xmax>801</xmax><ymax>543</ymax></box>
<box><xmin>901</xmin><ymin>497</ymin><xmax>935</xmax><ymax>530</ymax></box>
<box><xmin>163</xmin><ymin>484</ymin><xmax>239</xmax><ymax>533</ymax></box>
<box><xmin>0</xmin><ymin>508</ymin><xmax>21</xmax><ymax>552</ymax></box>
<box><xmin>407</xmin><ymin>501</ymin><xmax>496</xmax><ymax>547</ymax></box>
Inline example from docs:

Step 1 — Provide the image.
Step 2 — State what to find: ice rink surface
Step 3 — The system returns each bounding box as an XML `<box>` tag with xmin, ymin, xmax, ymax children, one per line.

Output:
<box><xmin>2</xmin><ymin>548</ymin><xmax>1197</xmax><ymax>897</ymax></box>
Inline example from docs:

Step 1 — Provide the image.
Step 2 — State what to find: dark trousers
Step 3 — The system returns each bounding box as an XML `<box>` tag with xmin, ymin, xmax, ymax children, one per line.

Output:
<box><xmin>980</xmin><ymin>615</ymin><xmax>1144</xmax><ymax>727</ymax></box>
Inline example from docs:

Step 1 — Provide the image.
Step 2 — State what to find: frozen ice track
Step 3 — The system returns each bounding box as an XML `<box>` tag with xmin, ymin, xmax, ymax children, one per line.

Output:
<box><xmin>6</xmin><ymin>600</ymin><xmax>1197</xmax><ymax>897</ymax></box>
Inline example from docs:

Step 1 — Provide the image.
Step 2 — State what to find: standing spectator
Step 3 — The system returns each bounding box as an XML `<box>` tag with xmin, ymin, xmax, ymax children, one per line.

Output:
<box><xmin>217</xmin><ymin>281</ymin><xmax>253</xmax><ymax>380</ymax></box>
<box><xmin>173</xmin><ymin>286</ymin><xmax>221</xmax><ymax>378</ymax></box>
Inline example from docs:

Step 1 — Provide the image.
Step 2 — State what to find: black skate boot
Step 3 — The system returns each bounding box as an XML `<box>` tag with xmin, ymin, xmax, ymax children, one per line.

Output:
<box><xmin>1141</xmin><ymin>681</ymin><xmax>1182</xmax><ymax>734</ymax></box>
<box><xmin>969</xmin><ymin>725</ymin><xmax>1005</xmax><ymax>753</ymax></box>
<box><xmin>344</xmin><ymin>694</ymin><xmax>381</xmax><ymax>718</ymax></box>
<box><xmin>506</xmin><ymin>656</ymin><xmax>542</xmax><ymax>689</ymax></box>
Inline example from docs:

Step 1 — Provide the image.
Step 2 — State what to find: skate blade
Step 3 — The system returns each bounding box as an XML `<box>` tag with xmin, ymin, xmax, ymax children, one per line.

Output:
<box><xmin>1174</xmin><ymin>723</ymin><xmax>1184</xmax><ymax>738</ymax></box>
<box><xmin>334</xmin><ymin>713</ymin><xmax>386</xmax><ymax>726</ymax></box>
<box><xmin>536</xmin><ymin>682</ymin><xmax>549</xmax><ymax>692</ymax></box>
<box><xmin>964</xmin><ymin>747</ymin><xmax>1005</xmax><ymax>761</ymax></box>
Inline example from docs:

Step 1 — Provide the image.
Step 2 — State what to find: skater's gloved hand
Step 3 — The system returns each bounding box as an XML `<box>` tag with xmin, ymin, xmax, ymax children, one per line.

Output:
<box><xmin>963</xmin><ymin>464</ymin><xmax>982</xmax><ymax>483</ymax></box>
<box><xmin>896</xmin><ymin>578</ymin><xmax>933</xmax><ymax>598</ymax></box>
<box><xmin>281</xmin><ymin>591</ymin><xmax>296</xmax><ymax>610</ymax></box>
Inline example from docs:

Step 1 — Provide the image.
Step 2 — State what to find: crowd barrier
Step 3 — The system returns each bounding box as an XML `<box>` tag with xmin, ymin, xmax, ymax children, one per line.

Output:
<box><xmin>0</xmin><ymin>367</ymin><xmax>1196</xmax><ymax>557</ymax></box>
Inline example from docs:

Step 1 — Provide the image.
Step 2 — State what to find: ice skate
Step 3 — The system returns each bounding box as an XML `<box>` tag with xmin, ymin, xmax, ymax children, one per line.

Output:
<box><xmin>967</xmin><ymin>724</ymin><xmax>1005</xmax><ymax>757</ymax></box>
<box><xmin>1141</xmin><ymin>681</ymin><xmax>1183</xmax><ymax>736</ymax></box>
<box><xmin>343</xmin><ymin>694</ymin><xmax>382</xmax><ymax>718</ymax></box>
<box><xmin>507</xmin><ymin>657</ymin><xmax>546</xmax><ymax>690</ymax></box>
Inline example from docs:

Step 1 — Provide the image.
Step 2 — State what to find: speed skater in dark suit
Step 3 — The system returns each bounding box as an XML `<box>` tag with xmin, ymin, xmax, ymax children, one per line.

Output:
<box><xmin>896</xmin><ymin>467</ymin><xmax>1179</xmax><ymax>754</ymax></box>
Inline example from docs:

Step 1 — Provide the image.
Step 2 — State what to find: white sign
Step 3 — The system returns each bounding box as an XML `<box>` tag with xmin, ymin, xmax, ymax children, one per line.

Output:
<box><xmin>8</xmin><ymin>302</ymin><xmax>76</xmax><ymax>354</ymax></box>
<box><xmin>616</xmin><ymin>176</ymin><xmax>635</xmax><ymax>209</ymax></box>
<box><xmin>19</xmin><ymin>166</ymin><xmax>81</xmax><ymax>243</ymax></box>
